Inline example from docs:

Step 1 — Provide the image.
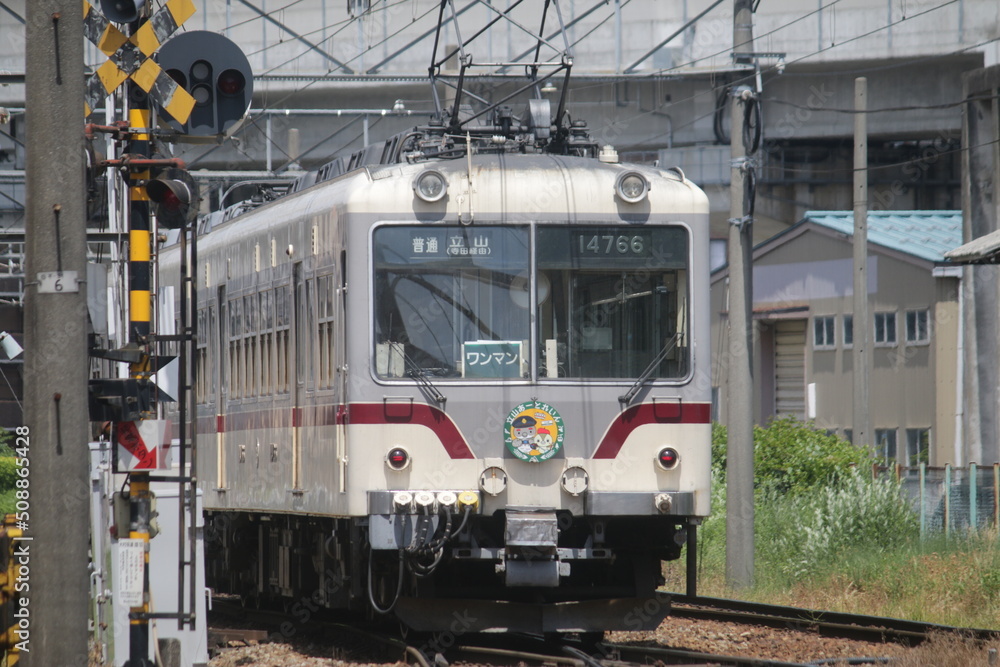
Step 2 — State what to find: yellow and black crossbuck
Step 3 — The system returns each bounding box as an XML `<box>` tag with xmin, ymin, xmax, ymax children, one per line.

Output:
<box><xmin>82</xmin><ymin>0</ymin><xmax>196</xmax><ymax>122</ymax></box>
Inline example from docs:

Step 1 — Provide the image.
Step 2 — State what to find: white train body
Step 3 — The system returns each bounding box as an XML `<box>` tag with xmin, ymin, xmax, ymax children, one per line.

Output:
<box><xmin>161</xmin><ymin>132</ymin><xmax>711</xmax><ymax>633</ymax></box>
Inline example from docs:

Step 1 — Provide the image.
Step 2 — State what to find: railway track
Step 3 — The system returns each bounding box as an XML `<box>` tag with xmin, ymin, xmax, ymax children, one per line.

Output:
<box><xmin>669</xmin><ymin>594</ymin><xmax>1000</xmax><ymax>646</ymax></box>
<box><xmin>207</xmin><ymin>594</ymin><xmax>1000</xmax><ymax>667</ymax></box>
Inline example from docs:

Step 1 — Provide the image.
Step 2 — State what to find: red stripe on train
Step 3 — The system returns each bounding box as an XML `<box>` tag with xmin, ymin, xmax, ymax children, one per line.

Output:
<box><xmin>347</xmin><ymin>403</ymin><xmax>475</xmax><ymax>459</ymax></box>
<box><xmin>591</xmin><ymin>402</ymin><xmax>712</xmax><ymax>459</ymax></box>
<box><xmin>202</xmin><ymin>403</ymin><xmax>474</xmax><ymax>459</ymax></box>
<box><xmin>201</xmin><ymin>401</ymin><xmax>708</xmax><ymax>461</ymax></box>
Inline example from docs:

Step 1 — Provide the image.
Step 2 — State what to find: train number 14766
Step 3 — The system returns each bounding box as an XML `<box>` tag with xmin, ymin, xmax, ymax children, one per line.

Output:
<box><xmin>579</xmin><ymin>233</ymin><xmax>649</xmax><ymax>256</ymax></box>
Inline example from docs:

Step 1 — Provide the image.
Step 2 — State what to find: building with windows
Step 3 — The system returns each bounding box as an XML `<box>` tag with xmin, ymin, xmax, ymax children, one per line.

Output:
<box><xmin>710</xmin><ymin>210</ymin><xmax>963</xmax><ymax>466</ymax></box>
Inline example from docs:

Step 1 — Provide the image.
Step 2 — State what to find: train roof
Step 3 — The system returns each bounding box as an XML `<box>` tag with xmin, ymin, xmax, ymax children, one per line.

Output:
<box><xmin>169</xmin><ymin>102</ymin><xmax>707</xmax><ymax>245</ymax></box>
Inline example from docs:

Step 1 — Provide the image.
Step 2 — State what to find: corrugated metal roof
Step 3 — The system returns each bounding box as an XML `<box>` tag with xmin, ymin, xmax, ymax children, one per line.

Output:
<box><xmin>803</xmin><ymin>210</ymin><xmax>962</xmax><ymax>263</ymax></box>
<box><xmin>943</xmin><ymin>227</ymin><xmax>1000</xmax><ymax>264</ymax></box>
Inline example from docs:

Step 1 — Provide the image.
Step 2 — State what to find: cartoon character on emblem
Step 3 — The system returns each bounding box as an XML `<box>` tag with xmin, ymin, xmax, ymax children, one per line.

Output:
<box><xmin>511</xmin><ymin>414</ymin><xmax>538</xmax><ymax>455</ymax></box>
<box><xmin>532</xmin><ymin>427</ymin><xmax>554</xmax><ymax>455</ymax></box>
<box><xmin>505</xmin><ymin>402</ymin><xmax>565</xmax><ymax>462</ymax></box>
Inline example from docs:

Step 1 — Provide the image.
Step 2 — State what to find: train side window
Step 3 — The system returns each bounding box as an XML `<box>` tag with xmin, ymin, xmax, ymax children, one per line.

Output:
<box><xmin>196</xmin><ymin>307</ymin><xmax>208</xmax><ymax>404</ymax></box>
<box><xmin>245</xmin><ymin>294</ymin><xmax>257</xmax><ymax>397</ymax></box>
<box><xmin>294</xmin><ymin>270</ymin><xmax>317</xmax><ymax>392</ymax></box>
<box><xmin>275</xmin><ymin>285</ymin><xmax>291</xmax><ymax>394</ymax></box>
<box><xmin>229</xmin><ymin>297</ymin><xmax>243</xmax><ymax>399</ymax></box>
<box><xmin>317</xmin><ymin>274</ymin><xmax>337</xmax><ymax>390</ymax></box>
<box><xmin>259</xmin><ymin>290</ymin><xmax>272</xmax><ymax>395</ymax></box>
<box><xmin>208</xmin><ymin>303</ymin><xmax>217</xmax><ymax>401</ymax></box>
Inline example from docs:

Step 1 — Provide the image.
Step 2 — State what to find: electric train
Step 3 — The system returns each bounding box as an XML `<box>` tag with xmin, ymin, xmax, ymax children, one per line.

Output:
<box><xmin>159</xmin><ymin>101</ymin><xmax>712</xmax><ymax>634</ymax></box>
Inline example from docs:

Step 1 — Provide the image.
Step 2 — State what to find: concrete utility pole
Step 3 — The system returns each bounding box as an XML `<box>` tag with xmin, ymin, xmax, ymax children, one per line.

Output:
<box><xmin>23</xmin><ymin>2</ymin><xmax>91</xmax><ymax>665</ymax></box>
<box><xmin>726</xmin><ymin>0</ymin><xmax>756</xmax><ymax>590</ymax></box>
<box><xmin>960</xmin><ymin>67</ymin><xmax>1000</xmax><ymax>467</ymax></box>
<box><xmin>852</xmin><ymin>77</ymin><xmax>871</xmax><ymax>448</ymax></box>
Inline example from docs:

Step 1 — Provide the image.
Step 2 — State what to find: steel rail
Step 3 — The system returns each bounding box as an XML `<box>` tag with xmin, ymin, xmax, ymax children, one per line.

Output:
<box><xmin>600</xmin><ymin>641</ymin><xmax>816</xmax><ymax>667</ymax></box>
<box><xmin>670</xmin><ymin>595</ymin><xmax>1000</xmax><ymax>645</ymax></box>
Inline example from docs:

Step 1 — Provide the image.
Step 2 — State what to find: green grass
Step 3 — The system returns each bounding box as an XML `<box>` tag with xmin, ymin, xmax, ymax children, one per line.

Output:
<box><xmin>672</xmin><ymin>480</ymin><xmax>998</xmax><ymax>626</ymax></box>
<box><xmin>665</xmin><ymin>419</ymin><xmax>1000</xmax><ymax>630</ymax></box>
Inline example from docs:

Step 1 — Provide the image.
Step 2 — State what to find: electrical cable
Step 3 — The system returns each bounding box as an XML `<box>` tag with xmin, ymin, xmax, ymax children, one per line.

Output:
<box><xmin>0</xmin><ymin>365</ymin><xmax>21</xmax><ymax>412</ymax></box>
<box><xmin>366</xmin><ymin>547</ymin><xmax>405</xmax><ymax>614</ymax></box>
<box><xmin>764</xmin><ymin>135</ymin><xmax>999</xmax><ymax>177</ymax></box>
<box><xmin>743</xmin><ymin>166</ymin><xmax>755</xmax><ymax>218</ymax></box>
<box><xmin>743</xmin><ymin>95</ymin><xmax>760</xmax><ymax>155</ymax></box>
<box><xmin>713</xmin><ymin>86</ymin><xmax>730</xmax><ymax>144</ymax></box>
<box><xmin>571</xmin><ymin>0</ymin><xmax>968</xmax><ymax>151</ymax></box>
<box><xmin>155</xmin><ymin>0</ymin><xmax>994</xmax><ymax>175</ymax></box>
<box><xmin>765</xmin><ymin>91</ymin><xmax>1000</xmax><ymax>115</ymax></box>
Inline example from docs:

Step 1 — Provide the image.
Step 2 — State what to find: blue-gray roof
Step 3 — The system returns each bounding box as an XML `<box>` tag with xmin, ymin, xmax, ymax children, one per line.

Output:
<box><xmin>803</xmin><ymin>210</ymin><xmax>962</xmax><ymax>263</ymax></box>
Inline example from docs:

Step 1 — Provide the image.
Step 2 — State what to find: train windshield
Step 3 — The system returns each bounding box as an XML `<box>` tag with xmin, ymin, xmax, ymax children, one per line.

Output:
<box><xmin>373</xmin><ymin>224</ymin><xmax>689</xmax><ymax>381</ymax></box>
<box><xmin>536</xmin><ymin>226</ymin><xmax>689</xmax><ymax>380</ymax></box>
<box><xmin>374</xmin><ymin>226</ymin><xmax>531</xmax><ymax>379</ymax></box>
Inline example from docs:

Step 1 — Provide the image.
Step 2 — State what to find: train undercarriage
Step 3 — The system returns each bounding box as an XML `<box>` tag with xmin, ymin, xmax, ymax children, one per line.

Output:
<box><xmin>204</xmin><ymin>507</ymin><xmax>690</xmax><ymax>632</ymax></box>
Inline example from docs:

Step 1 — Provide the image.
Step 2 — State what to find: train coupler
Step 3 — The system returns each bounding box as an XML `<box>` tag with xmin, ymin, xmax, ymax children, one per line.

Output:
<box><xmin>501</xmin><ymin>510</ymin><xmax>568</xmax><ymax>586</ymax></box>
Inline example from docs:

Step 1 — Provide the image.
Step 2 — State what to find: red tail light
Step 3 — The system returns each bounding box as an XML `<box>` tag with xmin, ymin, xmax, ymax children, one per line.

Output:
<box><xmin>657</xmin><ymin>447</ymin><xmax>679</xmax><ymax>470</ymax></box>
<box><xmin>387</xmin><ymin>447</ymin><xmax>410</xmax><ymax>470</ymax></box>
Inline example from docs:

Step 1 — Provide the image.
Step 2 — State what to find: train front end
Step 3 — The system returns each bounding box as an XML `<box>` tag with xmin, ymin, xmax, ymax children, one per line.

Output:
<box><xmin>349</xmin><ymin>151</ymin><xmax>711</xmax><ymax>633</ymax></box>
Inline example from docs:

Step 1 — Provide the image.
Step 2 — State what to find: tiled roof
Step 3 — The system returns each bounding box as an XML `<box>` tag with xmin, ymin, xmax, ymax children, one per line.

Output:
<box><xmin>803</xmin><ymin>210</ymin><xmax>962</xmax><ymax>263</ymax></box>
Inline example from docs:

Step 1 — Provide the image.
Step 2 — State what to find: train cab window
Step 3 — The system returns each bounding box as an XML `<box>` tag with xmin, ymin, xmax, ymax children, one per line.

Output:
<box><xmin>373</xmin><ymin>225</ymin><xmax>530</xmax><ymax>379</ymax></box>
<box><xmin>536</xmin><ymin>226</ymin><xmax>689</xmax><ymax>380</ymax></box>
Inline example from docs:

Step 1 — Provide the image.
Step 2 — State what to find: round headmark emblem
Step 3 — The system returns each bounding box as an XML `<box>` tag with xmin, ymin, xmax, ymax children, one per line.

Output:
<box><xmin>504</xmin><ymin>401</ymin><xmax>564</xmax><ymax>462</ymax></box>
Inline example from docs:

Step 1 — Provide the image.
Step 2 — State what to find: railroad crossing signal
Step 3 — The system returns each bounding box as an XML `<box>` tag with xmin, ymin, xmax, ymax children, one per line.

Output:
<box><xmin>146</xmin><ymin>167</ymin><xmax>199</xmax><ymax>228</ymax></box>
<box><xmin>82</xmin><ymin>0</ymin><xmax>196</xmax><ymax>122</ymax></box>
<box><xmin>100</xmin><ymin>0</ymin><xmax>145</xmax><ymax>24</ymax></box>
<box><xmin>156</xmin><ymin>31</ymin><xmax>254</xmax><ymax>137</ymax></box>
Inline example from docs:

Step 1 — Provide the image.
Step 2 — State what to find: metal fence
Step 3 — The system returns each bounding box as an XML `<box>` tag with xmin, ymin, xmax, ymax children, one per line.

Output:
<box><xmin>875</xmin><ymin>463</ymin><xmax>1000</xmax><ymax>537</ymax></box>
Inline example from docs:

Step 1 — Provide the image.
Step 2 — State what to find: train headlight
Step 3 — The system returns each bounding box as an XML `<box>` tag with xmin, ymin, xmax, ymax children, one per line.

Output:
<box><xmin>413</xmin><ymin>169</ymin><xmax>448</xmax><ymax>202</ymax></box>
<box><xmin>386</xmin><ymin>446</ymin><xmax>411</xmax><ymax>471</ymax></box>
<box><xmin>615</xmin><ymin>171</ymin><xmax>649</xmax><ymax>203</ymax></box>
<box><xmin>656</xmin><ymin>447</ymin><xmax>680</xmax><ymax>470</ymax></box>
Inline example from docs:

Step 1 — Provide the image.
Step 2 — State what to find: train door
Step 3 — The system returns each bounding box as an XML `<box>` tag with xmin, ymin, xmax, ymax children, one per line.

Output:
<box><xmin>291</xmin><ymin>262</ymin><xmax>304</xmax><ymax>490</ymax></box>
<box><xmin>336</xmin><ymin>250</ymin><xmax>348</xmax><ymax>493</ymax></box>
<box><xmin>216</xmin><ymin>285</ymin><xmax>228</xmax><ymax>490</ymax></box>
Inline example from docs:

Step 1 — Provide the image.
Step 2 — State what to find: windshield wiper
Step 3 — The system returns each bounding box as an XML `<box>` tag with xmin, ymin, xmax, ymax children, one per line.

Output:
<box><xmin>618</xmin><ymin>332</ymin><xmax>681</xmax><ymax>407</ymax></box>
<box><xmin>403</xmin><ymin>352</ymin><xmax>447</xmax><ymax>406</ymax></box>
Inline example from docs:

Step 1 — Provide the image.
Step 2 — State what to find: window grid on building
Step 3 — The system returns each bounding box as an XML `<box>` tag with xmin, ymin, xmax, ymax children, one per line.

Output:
<box><xmin>874</xmin><ymin>311</ymin><xmax>896</xmax><ymax>345</ymax></box>
<box><xmin>905</xmin><ymin>309</ymin><xmax>930</xmax><ymax>344</ymax></box>
<box><xmin>813</xmin><ymin>315</ymin><xmax>835</xmax><ymax>349</ymax></box>
<box><xmin>906</xmin><ymin>428</ymin><xmax>931</xmax><ymax>466</ymax></box>
<box><xmin>875</xmin><ymin>428</ymin><xmax>897</xmax><ymax>463</ymax></box>
<box><xmin>843</xmin><ymin>314</ymin><xmax>853</xmax><ymax>348</ymax></box>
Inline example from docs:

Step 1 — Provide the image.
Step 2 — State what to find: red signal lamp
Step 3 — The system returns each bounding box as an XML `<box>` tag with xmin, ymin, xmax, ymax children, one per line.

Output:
<box><xmin>656</xmin><ymin>447</ymin><xmax>680</xmax><ymax>470</ymax></box>
<box><xmin>386</xmin><ymin>447</ymin><xmax>410</xmax><ymax>471</ymax></box>
<box><xmin>218</xmin><ymin>69</ymin><xmax>246</xmax><ymax>96</ymax></box>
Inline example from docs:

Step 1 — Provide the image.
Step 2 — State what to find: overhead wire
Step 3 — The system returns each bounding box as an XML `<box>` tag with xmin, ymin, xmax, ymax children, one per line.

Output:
<box><xmin>770</xmin><ymin>136</ymin><xmax>1000</xmax><ymax>177</ymax></box>
<box><xmin>61</xmin><ymin>0</ymin><xmax>1000</xmax><ymax>97</ymax></box>
<box><xmin>198</xmin><ymin>0</ymin><xmax>992</xmax><ymax>171</ymax></box>
<box><xmin>608</xmin><ymin>0</ymin><xmax>986</xmax><ymax>154</ymax></box>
